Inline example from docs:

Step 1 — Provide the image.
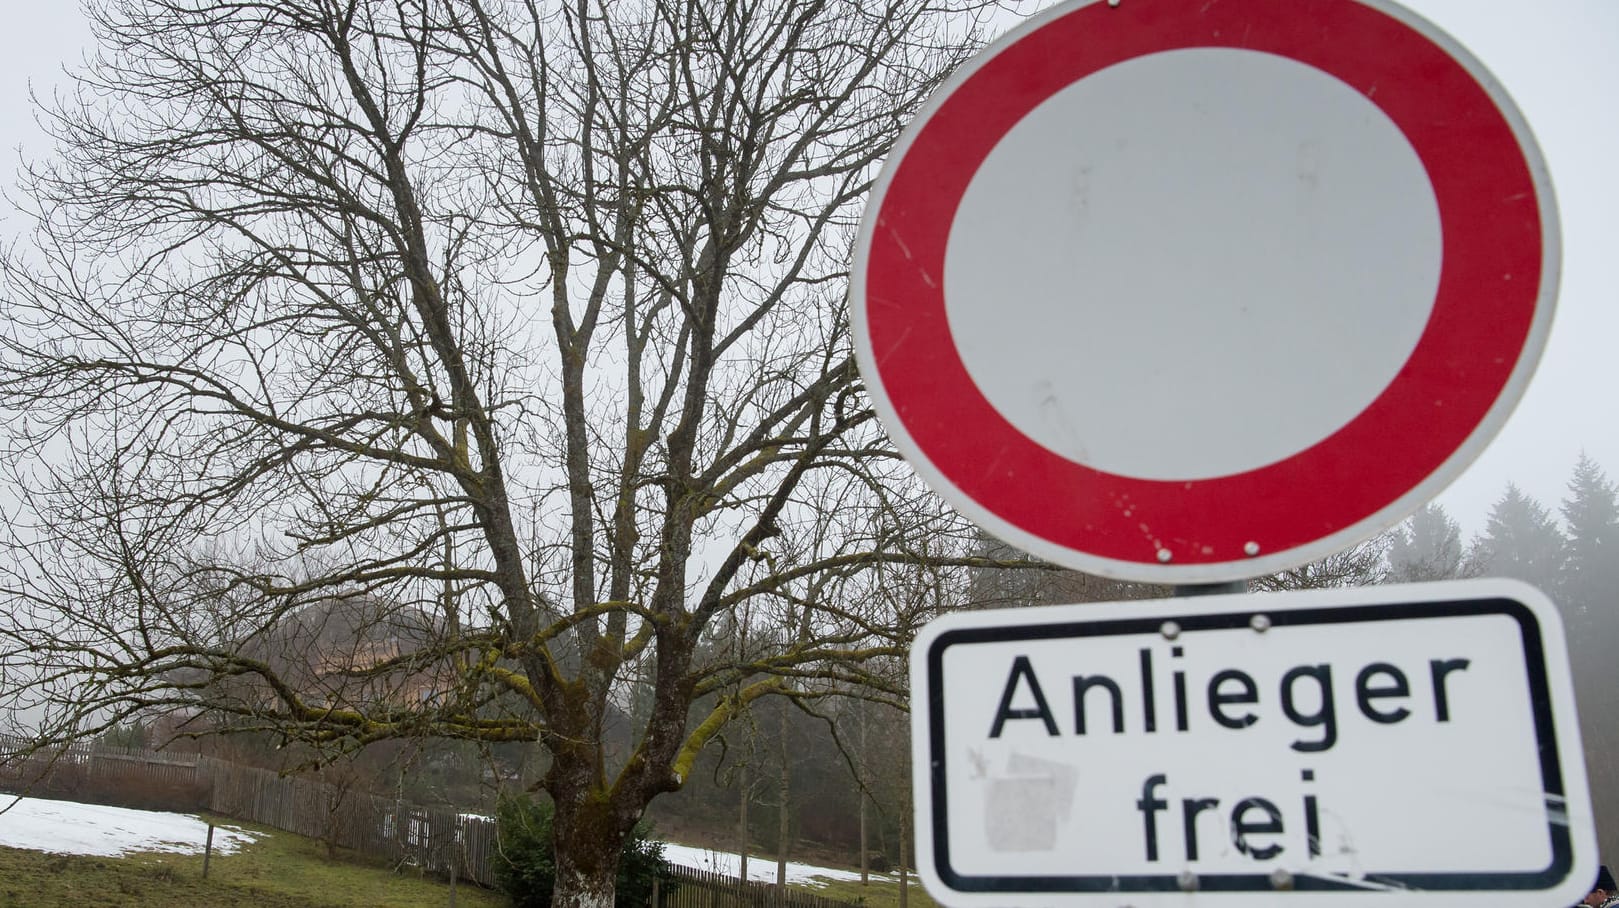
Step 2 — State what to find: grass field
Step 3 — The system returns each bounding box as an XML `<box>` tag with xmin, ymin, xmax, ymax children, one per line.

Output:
<box><xmin>0</xmin><ymin>802</ymin><xmax>938</xmax><ymax>908</ymax></box>
<box><xmin>810</xmin><ymin>875</ymin><xmax>940</xmax><ymax>908</ymax></box>
<box><xmin>0</xmin><ymin>814</ymin><xmax>505</xmax><ymax>908</ymax></box>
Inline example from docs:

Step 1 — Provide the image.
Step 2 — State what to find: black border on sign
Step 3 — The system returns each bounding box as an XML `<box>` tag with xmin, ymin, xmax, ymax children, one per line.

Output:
<box><xmin>924</xmin><ymin>597</ymin><xmax>1571</xmax><ymax>893</ymax></box>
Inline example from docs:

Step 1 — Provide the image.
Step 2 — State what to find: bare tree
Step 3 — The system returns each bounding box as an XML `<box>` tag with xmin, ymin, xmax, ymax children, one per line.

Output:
<box><xmin>0</xmin><ymin>1</ymin><xmax>1020</xmax><ymax>904</ymax></box>
<box><xmin>1250</xmin><ymin>533</ymin><xmax>1392</xmax><ymax>592</ymax></box>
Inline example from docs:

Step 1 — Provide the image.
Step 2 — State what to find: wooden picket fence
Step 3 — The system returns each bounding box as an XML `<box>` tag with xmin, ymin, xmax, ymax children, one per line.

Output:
<box><xmin>653</xmin><ymin>865</ymin><xmax>865</xmax><ymax>908</ymax></box>
<box><xmin>200</xmin><ymin>755</ymin><xmax>501</xmax><ymax>886</ymax></box>
<box><xmin>0</xmin><ymin>736</ymin><xmax>498</xmax><ymax>886</ymax></box>
<box><xmin>0</xmin><ymin>735</ymin><xmax>865</xmax><ymax>907</ymax></box>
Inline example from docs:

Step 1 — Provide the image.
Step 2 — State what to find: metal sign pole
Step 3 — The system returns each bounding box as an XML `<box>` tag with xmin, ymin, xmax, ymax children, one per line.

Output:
<box><xmin>1173</xmin><ymin>581</ymin><xmax>1249</xmax><ymax>597</ymax></box>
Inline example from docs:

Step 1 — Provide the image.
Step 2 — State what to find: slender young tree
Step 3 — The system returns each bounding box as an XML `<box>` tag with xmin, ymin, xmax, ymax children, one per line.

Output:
<box><xmin>0</xmin><ymin>1</ymin><xmax>1020</xmax><ymax>904</ymax></box>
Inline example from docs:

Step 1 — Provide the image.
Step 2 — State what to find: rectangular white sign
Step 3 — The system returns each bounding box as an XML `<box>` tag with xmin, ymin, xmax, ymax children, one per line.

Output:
<box><xmin>910</xmin><ymin>579</ymin><xmax>1595</xmax><ymax>908</ymax></box>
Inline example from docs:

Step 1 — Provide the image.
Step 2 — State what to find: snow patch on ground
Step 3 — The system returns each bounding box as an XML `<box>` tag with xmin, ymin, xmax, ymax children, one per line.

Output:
<box><xmin>0</xmin><ymin>796</ymin><xmax>261</xmax><ymax>857</ymax></box>
<box><xmin>660</xmin><ymin>842</ymin><xmax>869</xmax><ymax>887</ymax></box>
<box><xmin>447</xmin><ymin>815</ymin><xmax>870</xmax><ymax>888</ymax></box>
<box><xmin>0</xmin><ymin>794</ymin><xmax>867</xmax><ymax>889</ymax></box>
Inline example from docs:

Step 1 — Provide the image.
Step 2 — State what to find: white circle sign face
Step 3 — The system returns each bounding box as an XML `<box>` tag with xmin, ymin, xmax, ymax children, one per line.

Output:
<box><xmin>947</xmin><ymin>48</ymin><xmax>1441</xmax><ymax>480</ymax></box>
<box><xmin>851</xmin><ymin>0</ymin><xmax>1557</xmax><ymax>582</ymax></box>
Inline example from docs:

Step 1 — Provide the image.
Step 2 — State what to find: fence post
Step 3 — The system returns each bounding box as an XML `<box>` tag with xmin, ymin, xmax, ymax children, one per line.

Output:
<box><xmin>203</xmin><ymin>823</ymin><xmax>216</xmax><ymax>878</ymax></box>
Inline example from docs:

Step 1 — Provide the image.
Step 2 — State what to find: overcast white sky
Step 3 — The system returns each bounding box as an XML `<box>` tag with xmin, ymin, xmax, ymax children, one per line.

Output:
<box><xmin>1393</xmin><ymin>0</ymin><xmax>1619</xmax><ymax>535</ymax></box>
<box><xmin>0</xmin><ymin>1</ymin><xmax>1612</xmax><ymax>540</ymax></box>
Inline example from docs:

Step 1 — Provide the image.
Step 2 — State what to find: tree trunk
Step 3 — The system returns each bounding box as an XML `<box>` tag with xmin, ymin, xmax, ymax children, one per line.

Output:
<box><xmin>738</xmin><ymin>766</ymin><xmax>750</xmax><ymax>883</ymax></box>
<box><xmin>858</xmin><ymin>704</ymin><xmax>868</xmax><ymax>886</ymax></box>
<box><xmin>549</xmin><ymin>775</ymin><xmax>631</xmax><ymax>908</ymax></box>
<box><xmin>899</xmin><ymin>801</ymin><xmax>911</xmax><ymax>908</ymax></box>
<box><xmin>550</xmin><ymin>828</ymin><xmax>624</xmax><ymax>908</ymax></box>
<box><xmin>858</xmin><ymin>793</ymin><xmax>868</xmax><ymax>886</ymax></box>
<box><xmin>552</xmin><ymin>863</ymin><xmax>618</xmax><ymax>908</ymax></box>
<box><xmin>776</xmin><ymin>701</ymin><xmax>790</xmax><ymax>887</ymax></box>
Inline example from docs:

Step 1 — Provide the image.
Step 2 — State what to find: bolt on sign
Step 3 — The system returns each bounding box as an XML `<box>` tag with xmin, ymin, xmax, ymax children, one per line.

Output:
<box><xmin>911</xmin><ymin>581</ymin><xmax>1595</xmax><ymax>907</ymax></box>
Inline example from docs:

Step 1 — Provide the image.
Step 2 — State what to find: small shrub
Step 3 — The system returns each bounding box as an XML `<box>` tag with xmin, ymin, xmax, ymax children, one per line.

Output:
<box><xmin>494</xmin><ymin>794</ymin><xmax>667</xmax><ymax>908</ymax></box>
<box><xmin>494</xmin><ymin>796</ymin><xmax>555</xmax><ymax>906</ymax></box>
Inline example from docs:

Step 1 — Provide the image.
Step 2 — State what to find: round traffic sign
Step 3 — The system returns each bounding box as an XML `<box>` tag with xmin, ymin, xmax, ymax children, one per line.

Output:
<box><xmin>851</xmin><ymin>0</ymin><xmax>1557</xmax><ymax>583</ymax></box>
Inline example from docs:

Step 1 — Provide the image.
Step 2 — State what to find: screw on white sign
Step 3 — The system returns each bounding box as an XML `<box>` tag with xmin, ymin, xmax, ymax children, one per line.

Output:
<box><xmin>909</xmin><ymin>580</ymin><xmax>1596</xmax><ymax>908</ymax></box>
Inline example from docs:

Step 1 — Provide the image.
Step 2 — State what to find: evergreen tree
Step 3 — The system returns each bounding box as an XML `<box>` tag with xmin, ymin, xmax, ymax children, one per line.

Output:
<box><xmin>1557</xmin><ymin>457</ymin><xmax>1619</xmax><ymax>892</ymax></box>
<box><xmin>1387</xmin><ymin>503</ymin><xmax>1464</xmax><ymax>583</ymax></box>
<box><xmin>1466</xmin><ymin>484</ymin><xmax>1566</xmax><ymax>593</ymax></box>
<box><xmin>1560</xmin><ymin>454</ymin><xmax>1619</xmax><ymax>624</ymax></box>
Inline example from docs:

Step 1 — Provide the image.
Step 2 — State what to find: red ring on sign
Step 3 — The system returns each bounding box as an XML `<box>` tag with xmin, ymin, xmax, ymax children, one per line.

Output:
<box><xmin>863</xmin><ymin>0</ymin><xmax>1542</xmax><ymax>567</ymax></box>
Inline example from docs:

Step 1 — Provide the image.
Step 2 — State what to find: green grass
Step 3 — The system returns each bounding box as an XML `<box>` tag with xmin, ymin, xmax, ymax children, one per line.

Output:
<box><xmin>0</xmin><ymin>810</ymin><xmax>941</xmax><ymax>908</ymax></box>
<box><xmin>0</xmin><ymin>815</ymin><xmax>507</xmax><ymax>908</ymax></box>
<box><xmin>807</xmin><ymin>873</ymin><xmax>940</xmax><ymax>908</ymax></box>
